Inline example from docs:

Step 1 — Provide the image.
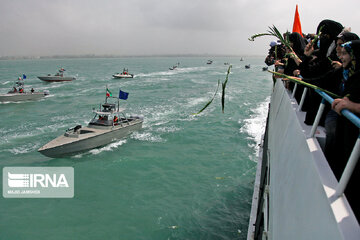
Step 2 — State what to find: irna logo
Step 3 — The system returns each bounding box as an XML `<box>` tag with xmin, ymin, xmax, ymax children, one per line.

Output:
<box><xmin>8</xmin><ymin>172</ymin><xmax>69</xmax><ymax>188</ymax></box>
<box><xmin>3</xmin><ymin>167</ymin><xmax>74</xmax><ymax>198</ymax></box>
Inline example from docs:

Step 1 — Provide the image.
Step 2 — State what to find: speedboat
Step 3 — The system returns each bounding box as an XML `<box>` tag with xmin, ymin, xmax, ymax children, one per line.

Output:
<box><xmin>38</xmin><ymin>90</ymin><xmax>143</xmax><ymax>158</ymax></box>
<box><xmin>112</xmin><ymin>69</ymin><xmax>134</xmax><ymax>78</ymax></box>
<box><xmin>207</xmin><ymin>60</ymin><xmax>213</xmax><ymax>64</ymax></box>
<box><xmin>0</xmin><ymin>75</ymin><xmax>49</xmax><ymax>102</ymax></box>
<box><xmin>38</xmin><ymin>68</ymin><xmax>76</xmax><ymax>82</ymax></box>
<box><xmin>169</xmin><ymin>62</ymin><xmax>180</xmax><ymax>70</ymax></box>
<box><xmin>245</xmin><ymin>64</ymin><xmax>251</xmax><ymax>69</ymax></box>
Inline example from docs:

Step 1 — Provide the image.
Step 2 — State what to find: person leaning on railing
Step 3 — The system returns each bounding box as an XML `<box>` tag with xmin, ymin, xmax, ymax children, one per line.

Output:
<box><xmin>330</xmin><ymin>40</ymin><xmax>360</xmax><ymax>220</ymax></box>
<box><xmin>291</xmin><ymin>32</ymin><xmax>359</xmax><ymax>163</ymax></box>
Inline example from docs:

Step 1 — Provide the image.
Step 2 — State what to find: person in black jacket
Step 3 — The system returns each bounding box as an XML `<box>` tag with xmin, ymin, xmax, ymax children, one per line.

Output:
<box><xmin>331</xmin><ymin>40</ymin><xmax>360</xmax><ymax>220</ymax></box>
<box><xmin>300</xmin><ymin>20</ymin><xmax>344</xmax><ymax>125</ymax></box>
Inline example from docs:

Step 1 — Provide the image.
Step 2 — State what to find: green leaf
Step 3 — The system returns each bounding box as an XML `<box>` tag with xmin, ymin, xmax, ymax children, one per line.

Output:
<box><xmin>193</xmin><ymin>79</ymin><xmax>221</xmax><ymax>115</ymax></box>
<box><xmin>268</xmin><ymin>70</ymin><xmax>341</xmax><ymax>98</ymax></box>
<box><xmin>221</xmin><ymin>65</ymin><xmax>232</xmax><ymax>113</ymax></box>
<box><xmin>248</xmin><ymin>33</ymin><xmax>273</xmax><ymax>41</ymax></box>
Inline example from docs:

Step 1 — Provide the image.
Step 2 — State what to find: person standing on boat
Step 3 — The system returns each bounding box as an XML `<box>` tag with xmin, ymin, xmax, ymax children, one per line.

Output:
<box><xmin>297</xmin><ymin>20</ymin><xmax>344</xmax><ymax>125</ymax></box>
<box><xmin>292</xmin><ymin>32</ymin><xmax>359</xmax><ymax>161</ymax></box>
<box><xmin>330</xmin><ymin>40</ymin><xmax>360</xmax><ymax>220</ymax></box>
<box><xmin>284</xmin><ymin>32</ymin><xmax>308</xmax><ymax>101</ymax></box>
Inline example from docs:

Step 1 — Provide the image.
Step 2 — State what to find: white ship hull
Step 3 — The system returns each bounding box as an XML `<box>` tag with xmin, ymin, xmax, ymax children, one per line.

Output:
<box><xmin>247</xmin><ymin>80</ymin><xmax>360</xmax><ymax>239</ymax></box>
<box><xmin>112</xmin><ymin>74</ymin><xmax>134</xmax><ymax>79</ymax></box>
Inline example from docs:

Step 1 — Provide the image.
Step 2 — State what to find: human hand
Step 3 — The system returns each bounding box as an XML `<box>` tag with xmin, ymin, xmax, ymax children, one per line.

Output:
<box><xmin>332</xmin><ymin>97</ymin><xmax>351</xmax><ymax>115</ymax></box>
<box><xmin>331</xmin><ymin>61</ymin><xmax>342</xmax><ymax>69</ymax></box>
<box><xmin>293</xmin><ymin>69</ymin><xmax>301</xmax><ymax>76</ymax></box>
<box><xmin>304</xmin><ymin>42</ymin><xmax>314</xmax><ymax>57</ymax></box>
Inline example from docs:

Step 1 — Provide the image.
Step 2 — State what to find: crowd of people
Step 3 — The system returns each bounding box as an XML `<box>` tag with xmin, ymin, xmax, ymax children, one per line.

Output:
<box><xmin>265</xmin><ymin>19</ymin><xmax>359</xmax><ymax>220</ymax></box>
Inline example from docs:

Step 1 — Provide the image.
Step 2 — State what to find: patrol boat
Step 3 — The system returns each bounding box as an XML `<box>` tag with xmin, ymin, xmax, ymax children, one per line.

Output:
<box><xmin>37</xmin><ymin>68</ymin><xmax>76</xmax><ymax>82</ymax></box>
<box><xmin>112</xmin><ymin>68</ymin><xmax>134</xmax><ymax>78</ymax></box>
<box><xmin>38</xmin><ymin>90</ymin><xmax>143</xmax><ymax>158</ymax></box>
<box><xmin>0</xmin><ymin>75</ymin><xmax>49</xmax><ymax>102</ymax></box>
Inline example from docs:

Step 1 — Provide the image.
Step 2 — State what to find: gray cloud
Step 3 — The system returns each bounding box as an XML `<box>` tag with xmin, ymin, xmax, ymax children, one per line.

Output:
<box><xmin>1</xmin><ymin>0</ymin><xmax>360</xmax><ymax>57</ymax></box>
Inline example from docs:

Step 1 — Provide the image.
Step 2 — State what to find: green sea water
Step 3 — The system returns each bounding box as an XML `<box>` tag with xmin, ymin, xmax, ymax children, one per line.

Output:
<box><xmin>0</xmin><ymin>56</ymin><xmax>271</xmax><ymax>240</ymax></box>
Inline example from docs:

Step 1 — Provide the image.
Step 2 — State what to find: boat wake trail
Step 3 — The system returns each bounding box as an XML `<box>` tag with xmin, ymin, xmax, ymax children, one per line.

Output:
<box><xmin>240</xmin><ymin>97</ymin><xmax>270</xmax><ymax>157</ymax></box>
<box><xmin>89</xmin><ymin>140</ymin><xmax>127</xmax><ymax>155</ymax></box>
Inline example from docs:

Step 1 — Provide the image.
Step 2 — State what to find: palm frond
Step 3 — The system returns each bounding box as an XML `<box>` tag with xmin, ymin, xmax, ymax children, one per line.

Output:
<box><xmin>311</xmin><ymin>25</ymin><xmax>324</xmax><ymax>46</ymax></box>
<box><xmin>268</xmin><ymin>25</ymin><xmax>292</xmax><ymax>50</ymax></box>
<box><xmin>248</xmin><ymin>33</ymin><xmax>273</xmax><ymax>41</ymax></box>
<box><xmin>268</xmin><ymin>70</ymin><xmax>340</xmax><ymax>98</ymax></box>
<box><xmin>221</xmin><ymin>65</ymin><xmax>232</xmax><ymax>113</ymax></box>
<box><xmin>193</xmin><ymin>79</ymin><xmax>221</xmax><ymax>115</ymax></box>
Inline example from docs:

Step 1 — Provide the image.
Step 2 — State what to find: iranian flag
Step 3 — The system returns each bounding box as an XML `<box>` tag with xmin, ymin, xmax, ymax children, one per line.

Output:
<box><xmin>106</xmin><ymin>88</ymin><xmax>112</xmax><ymax>97</ymax></box>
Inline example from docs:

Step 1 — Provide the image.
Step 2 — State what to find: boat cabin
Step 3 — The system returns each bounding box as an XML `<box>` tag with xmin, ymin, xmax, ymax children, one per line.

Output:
<box><xmin>89</xmin><ymin>102</ymin><xmax>132</xmax><ymax>127</ymax></box>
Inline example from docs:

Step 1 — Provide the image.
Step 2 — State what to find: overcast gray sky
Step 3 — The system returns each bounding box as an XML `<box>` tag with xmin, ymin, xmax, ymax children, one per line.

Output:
<box><xmin>1</xmin><ymin>0</ymin><xmax>359</xmax><ymax>57</ymax></box>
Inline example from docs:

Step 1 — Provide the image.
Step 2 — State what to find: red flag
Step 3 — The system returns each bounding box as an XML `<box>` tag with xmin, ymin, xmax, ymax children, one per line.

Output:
<box><xmin>292</xmin><ymin>5</ymin><xmax>303</xmax><ymax>36</ymax></box>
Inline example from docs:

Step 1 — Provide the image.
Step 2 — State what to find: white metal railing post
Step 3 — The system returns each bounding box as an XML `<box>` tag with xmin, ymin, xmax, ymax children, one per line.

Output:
<box><xmin>291</xmin><ymin>83</ymin><xmax>297</xmax><ymax>99</ymax></box>
<box><xmin>335</xmin><ymin>136</ymin><xmax>360</xmax><ymax>197</ymax></box>
<box><xmin>297</xmin><ymin>87</ymin><xmax>308</xmax><ymax>111</ymax></box>
<box><xmin>309</xmin><ymin>99</ymin><xmax>326</xmax><ymax>137</ymax></box>
<box><xmin>314</xmin><ymin>90</ymin><xmax>360</xmax><ymax>199</ymax></box>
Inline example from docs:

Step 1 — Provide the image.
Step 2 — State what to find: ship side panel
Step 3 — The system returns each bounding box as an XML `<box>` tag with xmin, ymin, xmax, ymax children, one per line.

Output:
<box><xmin>267</xmin><ymin>80</ymin><xmax>342</xmax><ymax>240</ymax></box>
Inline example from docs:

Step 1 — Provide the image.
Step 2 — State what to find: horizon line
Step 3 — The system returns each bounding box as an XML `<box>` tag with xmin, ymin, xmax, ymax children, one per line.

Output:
<box><xmin>0</xmin><ymin>53</ymin><xmax>265</xmax><ymax>60</ymax></box>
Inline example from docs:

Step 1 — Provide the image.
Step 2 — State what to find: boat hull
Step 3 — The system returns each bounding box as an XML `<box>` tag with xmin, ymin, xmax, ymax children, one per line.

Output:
<box><xmin>38</xmin><ymin>76</ymin><xmax>75</xmax><ymax>82</ymax></box>
<box><xmin>38</xmin><ymin>120</ymin><xmax>142</xmax><ymax>158</ymax></box>
<box><xmin>0</xmin><ymin>92</ymin><xmax>47</xmax><ymax>102</ymax></box>
<box><xmin>247</xmin><ymin>80</ymin><xmax>360</xmax><ymax>239</ymax></box>
<box><xmin>112</xmin><ymin>74</ymin><xmax>134</xmax><ymax>79</ymax></box>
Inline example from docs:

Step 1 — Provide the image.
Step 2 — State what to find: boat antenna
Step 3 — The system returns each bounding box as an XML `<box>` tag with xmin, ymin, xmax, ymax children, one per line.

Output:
<box><xmin>105</xmin><ymin>85</ymin><xmax>108</xmax><ymax>104</ymax></box>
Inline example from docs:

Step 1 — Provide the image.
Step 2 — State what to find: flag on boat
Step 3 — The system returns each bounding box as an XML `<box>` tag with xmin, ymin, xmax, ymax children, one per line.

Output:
<box><xmin>119</xmin><ymin>90</ymin><xmax>129</xmax><ymax>100</ymax></box>
<box><xmin>292</xmin><ymin>5</ymin><xmax>303</xmax><ymax>37</ymax></box>
<box><xmin>106</xmin><ymin>88</ymin><xmax>112</xmax><ymax>97</ymax></box>
<box><xmin>22</xmin><ymin>74</ymin><xmax>26</xmax><ymax>79</ymax></box>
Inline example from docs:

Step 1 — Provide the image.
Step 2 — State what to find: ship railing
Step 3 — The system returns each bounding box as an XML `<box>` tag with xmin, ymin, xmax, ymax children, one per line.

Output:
<box><xmin>291</xmin><ymin>82</ymin><xmax>360</xmax><ymax>198</ymax></box>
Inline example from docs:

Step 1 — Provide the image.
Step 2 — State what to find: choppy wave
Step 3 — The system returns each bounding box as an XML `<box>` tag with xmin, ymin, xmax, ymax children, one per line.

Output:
<box><xmin>131</xmin><ymin>132</ymin><xmax>163</xmax><ymax>142</ymax></box>
<box><xmin>1</xmin><ymin>81</ymin><xmax>11</xmax><ymax>85</ymax></box>
<box><xmin>8</xmin><ymin>143</ymin><xmax>40</xmax><ymax>155</ymax></box>
<box><xmin>136</xmin><ymin>66</ymin><xmax>208</xmax><ymax>78</ymax></box>
<box><xmin>156</xmin><ymin>126</ymin><xmax>181</xmax><ymax>133</ymax></box>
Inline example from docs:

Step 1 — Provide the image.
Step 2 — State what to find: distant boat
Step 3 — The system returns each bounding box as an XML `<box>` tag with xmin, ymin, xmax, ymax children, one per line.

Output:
<box><xmin>207</xmin><ymin>60</ymin><xmax>213</xmax><ymax>64</ymax></box>
<box><xmin>169</xmin><ymin>62</ymin><xmax>180</xmax><ymax>70</ymax></box>
<box><xmin>245</xmin><ymin>64</ymin><xmax>251</xmax><ymax>69</ymax></box>
<box><xmin>240</xmin><ymin>58</ymin><xmax>244</xmax><ymax>61</ymax></box>
<box><xmin>0</xmin><ymin>75</ymin><xmax>49</xmax><ymax>102</ymax></box>
<box><xmin>112</xmin><ymin>68</ymin><xmax>134</xmax><ymax>78</ymax></box>
<box><xmin>262</xmin><ymin>67</ymin><xmax>268</xmax><ymax>71</ymax></box>
<box><xmin>38</xmin><ymin>68</ymin><xmax>76</xmax><ymax>82</ymax></box>
<box><xmin>224</xmin><ymin>62</ymin><xmax>230</xmax><ymax>65</ymax></box>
